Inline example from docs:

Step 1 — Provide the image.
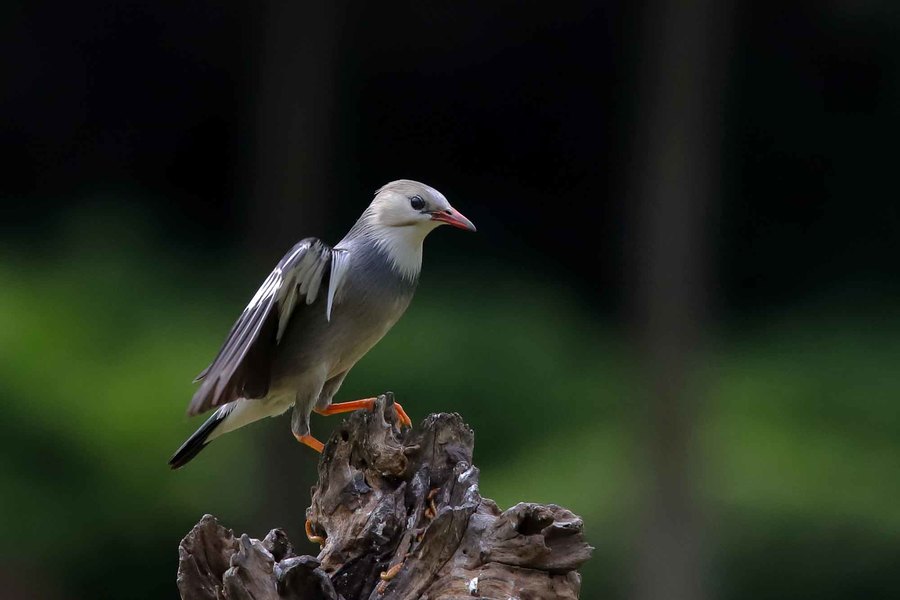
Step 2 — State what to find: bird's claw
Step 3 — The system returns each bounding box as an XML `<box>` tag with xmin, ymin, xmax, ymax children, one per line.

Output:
<box><xmin>393</xmin><ymin>402</ymin><xmax>413</xmax><ymax>428</ymax></box>
<box><xmin>380</xmin><ymin>560</ymin><xmax>404</xmax><ymax>581</ymax></box>
<box><xmin>305</xmin><ymin>519</ymin><xmax>326</xmax><ymax>546</ymax></box>
<box><xmin>423</xmin><ymin>487</ymin><xmax>439</xmax><ymax>520</ymax></box>
<box><xmin>376</xmin><ymin>554</ymin><xmax>408</xmax><ymax>593</ymax></box>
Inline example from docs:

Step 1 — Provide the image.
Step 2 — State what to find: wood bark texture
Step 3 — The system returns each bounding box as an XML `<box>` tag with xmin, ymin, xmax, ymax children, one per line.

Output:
<box><xmin>176</xmin><ymin>393</ymin><xmax>592</xmax><ymax>600</ymax></box>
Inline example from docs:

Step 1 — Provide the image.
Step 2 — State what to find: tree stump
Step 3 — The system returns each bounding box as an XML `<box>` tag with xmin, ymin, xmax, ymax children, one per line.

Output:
<box><xmin>176</xmin><ymin>393</ymin><xmax>592</xmax><ymax>599</ymax></box>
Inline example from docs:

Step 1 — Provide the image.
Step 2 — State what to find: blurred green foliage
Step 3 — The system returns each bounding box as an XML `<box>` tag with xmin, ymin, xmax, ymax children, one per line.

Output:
<box><xmin>1</xmin><ymin>215</ymin><xmax>898</xmax><ymax>599</ymax></box>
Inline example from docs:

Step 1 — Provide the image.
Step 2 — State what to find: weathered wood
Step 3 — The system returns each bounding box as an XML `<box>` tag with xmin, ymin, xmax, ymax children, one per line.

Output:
<box><xmin>177</xmin><ymin>393</ymin><xmax>592</xmax><ymax>599</ymax></box>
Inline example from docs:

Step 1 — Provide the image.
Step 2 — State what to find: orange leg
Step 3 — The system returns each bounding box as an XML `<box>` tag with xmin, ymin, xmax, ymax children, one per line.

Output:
<box><xmin>394</xmin><ymin>403</ymin><xmax>413</xmax><ymax>428</ymax></box>
<box><xmin>315</xmin><ymin>397</ymin><xmax>413</xmax><ymax>428</ymax></box>
<box><xmin>294</xmin><ymin>433</ymin><xmax>324</xmax><ymax>453</ymax></box>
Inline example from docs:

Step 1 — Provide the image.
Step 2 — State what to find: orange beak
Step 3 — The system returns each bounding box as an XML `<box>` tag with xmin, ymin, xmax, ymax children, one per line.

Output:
<box><xmin>430</xmin><ymin>207</ymin><xmax>476</xmax><ymax>231</ymax></box>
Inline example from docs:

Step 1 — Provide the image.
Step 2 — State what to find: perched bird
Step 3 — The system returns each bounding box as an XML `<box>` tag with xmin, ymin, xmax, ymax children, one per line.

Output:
<box><xmin>169</xmin><ymin>180</ymin><xmax>475</xmax><ymax>469</ymax></box>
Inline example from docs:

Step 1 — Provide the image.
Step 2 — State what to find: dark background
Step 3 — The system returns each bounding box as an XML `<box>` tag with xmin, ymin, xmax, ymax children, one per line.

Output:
<box><xmin>2</xmin><ymin>1</ymin><xmax>898</xmax><ymax>599</ymax></box>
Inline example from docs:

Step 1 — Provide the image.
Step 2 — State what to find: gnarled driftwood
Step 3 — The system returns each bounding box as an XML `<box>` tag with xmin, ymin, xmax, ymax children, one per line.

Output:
<box><xmin>177</xmin><ymin>393</ymin><xmax>591</xmax><ymax>599</ymax></box>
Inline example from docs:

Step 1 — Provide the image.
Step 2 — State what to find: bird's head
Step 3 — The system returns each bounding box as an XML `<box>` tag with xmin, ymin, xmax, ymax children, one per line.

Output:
<box><xmin>369</xmin><ymin>180</ymin><xmax>476</xmax><ymax>234</ymax></box>
<box><xmin>342</xmin><ymin>179</ymin><xmax>475</xmax><ymax>280</ymax></box>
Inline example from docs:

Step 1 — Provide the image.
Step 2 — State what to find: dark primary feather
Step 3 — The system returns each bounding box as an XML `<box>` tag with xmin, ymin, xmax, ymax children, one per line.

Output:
<box><xmin>187</xmin><ymin>238</ymin><xmax>332</xmax><ymax>416</ymax></box>
<box><xmin>168</xmin><ymin>407</ymin><xmax>227</xmax><ymax>469</ymax></box>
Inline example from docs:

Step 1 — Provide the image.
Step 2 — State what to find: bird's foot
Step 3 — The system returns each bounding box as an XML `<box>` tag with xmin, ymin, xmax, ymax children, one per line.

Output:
<box><xmin>376</xmin><ymin>553</ymin><xmax>408</xmax><ymax>593</ymax></box>
<box><xmin>393</xmin><ymin>402</ymin><xmax>413</xmax><ymax>428</ymax></box>
<box><xmin>423</xmin><ymin>487</ymin><xmax>439</xmax><ymax>520</ymax></box>
<box><xmin>305</xmin><ymin>519</ymin><xmax>326</xmax><ymax>546</ymax></box>
<box><xmin>294</xmin><ymin>433</ymin><xmax>324</xmax><ymax>453</ymax></box>
<box><xmin>380</xmin><ymin>559</ymin><xmax>405</xmax><ymax>581</ymax></box>
<box><xmin>315</xmin><ymin>397</ymin><xmax>413</xmax><ymax>428</ymax></box>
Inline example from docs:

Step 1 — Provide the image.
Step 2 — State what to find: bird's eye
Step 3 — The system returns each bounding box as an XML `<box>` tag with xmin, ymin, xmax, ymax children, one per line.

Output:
<box><xmin>409</xmin><ymin>195</ymin><xmax>426</xmax><ymax>210</ymax></box>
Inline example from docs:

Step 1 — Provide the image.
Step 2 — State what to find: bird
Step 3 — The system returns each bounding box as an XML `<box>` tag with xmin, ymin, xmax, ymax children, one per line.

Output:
<box><xmin>169</xmin><ymin>180</ymin><xmax>475</xmax><ymax>469</ymax></box>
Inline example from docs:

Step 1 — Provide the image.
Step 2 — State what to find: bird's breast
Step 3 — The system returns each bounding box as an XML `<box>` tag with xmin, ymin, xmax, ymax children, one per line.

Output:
<box><xmin>325</xmin><ymin>265</ymin><xmax>415</xmax><ymax>372</ymax></box>
<box><xmin>271</xmin><ymin>249</ymin><xmax>417</xmax><ymax>384</ymax></box>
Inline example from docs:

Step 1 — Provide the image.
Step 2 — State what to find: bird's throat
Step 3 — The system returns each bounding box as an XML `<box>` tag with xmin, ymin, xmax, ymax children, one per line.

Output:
<box><xmin>372</xmin><ymin>226</ymin><xmax>427</xmax><ymax>281</ymax></box>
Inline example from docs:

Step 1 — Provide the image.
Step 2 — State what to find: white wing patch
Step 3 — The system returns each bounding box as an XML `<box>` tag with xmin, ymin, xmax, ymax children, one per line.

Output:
<box><xmin>245</xmin><ymin>269</ymin><xmax>281</xmax><ymax>311</ymax></box>
<box><xmin>276</xmin><ymin>272</ymin><xmax>299</xmax><ymax>341</ymax></box>
<box><xmin>234</xmin><ymin>238</ymin><xmax>342</xmax><ymax>344</ymax></box>
<box><xmin>327</xmin><ymin>249</ymin><xmax>350</xmax><ymax>322</ymax></box>
<box><xmin>273</xmin><ymin>240</ymin><xmax>332</xmax><ymax>342</ymax></box>
<box><xmin>304</xmin><ymin>254</ymin><xmax>328</xmax><ymax>304</ymax></box>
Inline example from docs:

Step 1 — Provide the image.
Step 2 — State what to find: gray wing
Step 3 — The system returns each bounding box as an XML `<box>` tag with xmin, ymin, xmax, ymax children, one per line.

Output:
<box><xmin>187</xmin><ymin>238</ymin><xmax>335</xmax><ymax>416</ymax></box>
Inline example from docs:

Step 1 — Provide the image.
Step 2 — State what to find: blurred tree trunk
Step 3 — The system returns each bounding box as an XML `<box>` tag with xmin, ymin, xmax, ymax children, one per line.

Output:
<box><xmin>245</xmin><ymin>0</ymin><xmax>342</xmax><ymax>259</ymax></box>
<box><xmin>242</xmin><ymin>0</ymin><xmax>343</xmax><ymax>541</ymax></box>
<box><xmin>628</xmin><ymin>1</ymin><xmax>734</xmax><ymax>600</ymax></box>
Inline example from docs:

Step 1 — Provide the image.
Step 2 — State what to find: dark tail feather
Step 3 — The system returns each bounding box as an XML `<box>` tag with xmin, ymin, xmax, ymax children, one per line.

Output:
<box><xmin>168</xmin><ymin>409</ymin><xmax>226</xmax><ymax>469</ymax></box>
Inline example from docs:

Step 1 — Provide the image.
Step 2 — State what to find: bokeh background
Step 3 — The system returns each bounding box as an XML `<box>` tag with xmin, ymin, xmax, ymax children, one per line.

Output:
<box><xmin>3</xmin><ymin>1</ymin><xmax>899</xmax><ymax>599</ymax></box>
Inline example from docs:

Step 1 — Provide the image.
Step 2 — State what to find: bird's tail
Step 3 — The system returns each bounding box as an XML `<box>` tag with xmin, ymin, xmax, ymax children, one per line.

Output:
<box><xmin>168</xmin><ymin>408</ymin><xmax>227</xmax><ymax>469</ymax></box>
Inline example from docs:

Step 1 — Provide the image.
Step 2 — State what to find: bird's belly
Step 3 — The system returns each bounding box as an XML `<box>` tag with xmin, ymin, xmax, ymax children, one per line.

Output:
<box><xmin>269</xmin><ymin>291</ymin><xmax>410</xmax><ymax>390</ymax></box>
<box><xmin>323</xmin><ymin>303</ymin><xmax>405</xmax><ymax>375</ymax></box>
<box><xmin>327</xmin><ymin>321</ymin><xmax>392</xmax><ymax>375</ymax></box>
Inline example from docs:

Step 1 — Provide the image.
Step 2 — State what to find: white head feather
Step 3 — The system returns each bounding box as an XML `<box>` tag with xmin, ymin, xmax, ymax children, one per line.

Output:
<box><xmin>338</xmin><ymin>180</ymin><xmax>468</xmax><ymax>281</ymax></box>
